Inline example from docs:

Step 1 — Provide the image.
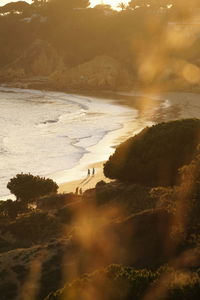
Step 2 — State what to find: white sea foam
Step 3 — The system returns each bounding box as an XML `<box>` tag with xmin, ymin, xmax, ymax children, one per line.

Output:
<box><xmin>0</xmin><ymin>87</ymin><xmax>137</xmax><ymax>198</ymax></box>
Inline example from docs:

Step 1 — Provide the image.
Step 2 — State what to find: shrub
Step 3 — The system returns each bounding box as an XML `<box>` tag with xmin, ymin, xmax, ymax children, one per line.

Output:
<box><xmin>45</xmin><ymin>264</ymin><xmax>200</xmax><ymax>300</ymax></box>
<box><xmin>37</xmin><ymin>193</ymin><xmax>76</xmax><ymax>210</ymax></box>
<box><xmin>0</xmin><ymin>199</ymin><xmax>29</xmax><ymax>219</ymax></box>
<box><xmin>7</xmin><ymin>173</ymin><xmax>58</xmax><ymax>202</ymax></box>
<box><xmin>6</xmin><ymin>212</ymin><xmax>60</xmax><ymax>243</ymax></box>
<box><xmin>104</xmin><ymin>119</ymin><xmax>200</xmax><ymax>187</ymax></box>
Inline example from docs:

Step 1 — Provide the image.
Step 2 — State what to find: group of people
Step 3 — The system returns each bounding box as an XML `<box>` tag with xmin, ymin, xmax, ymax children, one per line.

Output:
<box><xmin>75</xmin><ymin>187</ymin><xmax>82</xmax><ymax>195</ymax></box>
<box><xmin>75</xmin><ymin>167</ymin><xmax>96</xmax><ymax>195</ymax></box>
<box><xmin>87</xmin><ymin>168</ymin><xmax>95</xmax><ymax>176</ymax></box>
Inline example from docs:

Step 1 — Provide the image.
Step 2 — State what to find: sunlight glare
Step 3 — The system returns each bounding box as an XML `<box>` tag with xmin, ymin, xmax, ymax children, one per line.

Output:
<box><xmin>1</xmin><ymin>0</ymin><xmax>130</xmax><ymax>10</ymax></box>
<box><xmin>90</xmin><ymin>0</ymin><xmax>129</xmax><ymax>10</ymax></box>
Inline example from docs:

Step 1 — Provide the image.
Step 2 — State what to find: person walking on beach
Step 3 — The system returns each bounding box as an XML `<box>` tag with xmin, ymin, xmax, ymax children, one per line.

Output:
<box><xmin>92</xmin><ymin>168</ymin><xmax>95</xmax><ymax>176</ymax></box>
<box><xmin>87</xmin><ymin>169</ymin><xmax>90</xmax><ymax>176</ymax></box>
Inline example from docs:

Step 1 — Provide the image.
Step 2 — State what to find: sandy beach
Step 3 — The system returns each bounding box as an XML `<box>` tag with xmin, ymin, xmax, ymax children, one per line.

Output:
<box><xmin>58</xmin><ymin>161</ymin><xmax>111</xmax><ymax>194</ymax></box>
<box><xmin>1</xmin><ymin>87</ymin><xmax>200</xmax><ymax>198</ymax></box>
<box><xmin>0</xmin><ymin>87</ymin><xmax>138</xmax><ymax>199</ymax></box>
<box><xmin>58</xmin><ymin>91</ymin><xmax>200</xmax><ymax>194</ymax></box>
<box><xmin>57</xmin><ymin>114</ymin><xmax>147</xmax><ymax>194</ymax></box>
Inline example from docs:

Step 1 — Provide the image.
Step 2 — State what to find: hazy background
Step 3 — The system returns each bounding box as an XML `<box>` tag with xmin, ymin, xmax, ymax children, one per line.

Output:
<box><xmin>1</xmin><ymin>0</ymin><xmax>130</xmax><ymax>9</ymax></box>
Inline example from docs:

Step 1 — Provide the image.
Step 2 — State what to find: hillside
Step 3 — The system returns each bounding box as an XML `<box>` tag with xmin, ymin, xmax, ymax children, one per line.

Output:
<box><xmin>0</xmin><ymin>119</ymin><xmax>200</xmax><ymax>299</ymax></box>
<box><xmin>0</xmin><ymin>1</ymin><xmax>200</xmax><ymax>92</ymax></box>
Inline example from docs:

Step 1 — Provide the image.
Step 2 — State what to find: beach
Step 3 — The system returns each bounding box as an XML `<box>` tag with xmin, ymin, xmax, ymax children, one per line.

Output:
<box><xmin>58</xmin><ymin>91</ymin><xmax>200</xmax><ymax>194</ymax></box>
<box><xmin>1</xmin><ymin>87</ymin><xmax>200</xmax><ymax>198</ymax></box>
<box><xmin>58</xmin><ymin>161</ymin><xmax>110</xmax><ymax>194</ymax></box>
<box><xmin>57</xmin><ymin>111</ymin><xmax>152</xmax><ymax>194</ymax></box>
<box><xmin>0</xmin><ymin>87</ymin><xmax>140</xmax><ymax>198</ymax></box>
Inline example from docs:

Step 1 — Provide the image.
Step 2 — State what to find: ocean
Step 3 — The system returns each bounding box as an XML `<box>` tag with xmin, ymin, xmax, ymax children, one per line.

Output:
<box><xmin>0</xmin><ymin>87</ymin><xmax>139</xmax><ymax>198</ymax></box>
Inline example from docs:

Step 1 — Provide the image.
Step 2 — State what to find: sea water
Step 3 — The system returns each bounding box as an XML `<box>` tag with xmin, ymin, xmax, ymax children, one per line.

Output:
<box><xmin>0</xmin><ymin>87</ymin><xmax>138</xmax><ymax>198</ymax></box>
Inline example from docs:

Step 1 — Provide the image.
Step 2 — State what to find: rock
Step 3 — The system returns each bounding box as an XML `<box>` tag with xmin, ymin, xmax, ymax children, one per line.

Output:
<box><xmin>51</xmin><ymin>55</ymin><xmax>131</xmax><ymax>90</ymax></box>
<box><xmin>0</xmin><ymin>40</ymin><xmax>62</xmax><ymax>79</ymax></box>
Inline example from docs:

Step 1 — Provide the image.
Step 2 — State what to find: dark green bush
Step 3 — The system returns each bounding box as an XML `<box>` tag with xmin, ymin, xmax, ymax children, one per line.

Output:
<box><xmin>7</xmin><ymin>173</ymin><xmax>58</xmax><ymax>202</ymax></box>
<box><xmin>6</xmin><ymin>212</ymin><xmax>61</xmax><ymax>243</ymax></box>
<box><xmin>0</xmin><ymin>199</ymin><xmax>29</xmax><ymax>219</ymax></box>
<box><xmin>104</xmin><ymin>119</ymin><xmax>200</xmax><ymax>187</ymax></box>
<box><xmin>37</xmin><ymin>193</ymin><xmax>77</xmax><ymax>210</ymax></box>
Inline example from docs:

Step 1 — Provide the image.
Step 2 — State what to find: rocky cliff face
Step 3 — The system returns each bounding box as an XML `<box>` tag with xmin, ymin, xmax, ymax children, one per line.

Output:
<box><xmin>23</xmin><ymin>40</ymin><xmax>62</xmax><ymax>76</ymax></box>
<box><xmin>0</xmin><ymin>40</ymin><xmax>62</xmax><ymax>81</ymax></box>
<box><xmin>51</xmin><ymin>55</ymin><xmax>131</xmax><ymax>90</ymax></box>
<box><xmin>0</xmin><ymin>43</ymin><xmax>131</xmax><ymax>91</ymax></box>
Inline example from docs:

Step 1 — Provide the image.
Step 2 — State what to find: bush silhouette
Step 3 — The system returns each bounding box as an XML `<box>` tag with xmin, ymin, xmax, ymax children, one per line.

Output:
<box><xmin>104</xmin><ymin>119</ymin><xmax>200</xmax><ymax>186</ymax></box>
<box><xmin>7</xmin><ymin>173</ymin><xmax>58</xmax><ymax>202</ymax></box>
<box><xmin>0</xmin><ymin>199</ymin><xmax>29</xmax><ymax>219</ymax></box>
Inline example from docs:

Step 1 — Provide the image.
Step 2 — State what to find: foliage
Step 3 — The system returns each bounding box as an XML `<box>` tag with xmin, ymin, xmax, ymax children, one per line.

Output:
<box><xmin>7</xmin><ymin>173</ymin><xmax>58</xmax><ymax>202</ymax></box>
<box><xmin>148</xmin><ymin>153</ymin><xmax>200</xmax><ymax>248</ymax></box>
<box><xmin>150</xmin><ymin>186</ymin><xmax>176</xmax><ymax>210</ymax></box>
<box><xmin>0</xmin><ymin>1</ymin><xmax>32</xmax><ymax>14</ymax></box>
<box><xmin>129</xmin><ymin>0</ymin><xmax>172</xmax><ymax>9</ymax></box>
<box><xmin>95</xmin><ymin>181</ymin><xmax>155</xmax><ymax>214</ymax></box>
<box><xmin>37</xmin><ymin>193</ymin><xmax>77</xmax><ymax>210</ymax></box>
<box><xmin>6</xmin><ymin>211</ymin><xmax>60</xmax><ymax>243</ymax></box>
<box><xmin>0</xmin><ymin>199</ymin><xmax>29</xmax><ymax>219</ymax></box>
<box><xmin>0</xmin><ymin>0</ymin><xmax>199</xmax><ymax>93</ymax></box>
<box><xmin>104</xmin><ymin>119</ymin><xmax>200</xmax><ymax>186</ymax></box>
<box><xmin>178</xmin><ymin>155</ymin><xmax>200</xmax><ymax>236</ymax></box>
<box><xmin>45</xmin><ymin>264</ymin><xmax>200</xmax><ymax>300</ymax></box>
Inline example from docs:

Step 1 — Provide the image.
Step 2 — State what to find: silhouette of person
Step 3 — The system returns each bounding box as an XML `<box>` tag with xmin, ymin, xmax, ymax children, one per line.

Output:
<box><xmin>79</xmin><ymin>188</ymin><xmax>83</xmax><ymax>195</ymax></box>
<box><xmin>75</xmin><ymin>187</ymin><xmax>79</xmax><ymax>195</ymax></box>
<box><xmin>87</xmin><ymin>169</ymin><xmax>90</xmax><ymax>176</ymax></box>
<box><xmin>92</xmin><ymin>168</ymin><xmax>95</xmax><ymax>176</ymax></box>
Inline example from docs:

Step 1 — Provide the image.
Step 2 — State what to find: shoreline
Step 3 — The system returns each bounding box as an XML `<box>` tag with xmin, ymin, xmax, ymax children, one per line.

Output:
<box><xmin>54</xmin><ymin>114</ymin><xmax>149</xmax><ymax>194</ymax></box>
<box><xmin>1</xmin><ymin>85</ymin><xmax>200</xmax><ymax>199</ymax></box>
<box><xmin>1</xmin><ymin>77</ymin><xmax>200</xmax><ymax>96</ymax></box>
<box><xmin>58</xmin><ymin>161</ymin><xmax>111</xmax><ymax>194</ymax></box>
<box><xmin>57</xmin><ymin>90</ymin><xmax>200</xmax><ymax>194</ymax></box>
<box><xmin>0</xmin><ymin>86</ymin><xmax>144</xmax><ymax>199</ymax></box>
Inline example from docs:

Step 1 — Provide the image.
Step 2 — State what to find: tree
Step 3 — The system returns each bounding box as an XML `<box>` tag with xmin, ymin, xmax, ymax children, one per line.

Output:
<box><xmin>117</xmin><ymin>2</ymin><xmax>127</xmax><ymax>11</ymax></box>
<box><xmin>129</xmin><ymin>0</ymin><xmax>171</xmax><ymax>9</ymax></box>
<box><xmin>7</xmin><ymin>173</ymin><xmax>58</xmax><ymax>202</ymax></box>
<box><xmin>104</xmin><ymin>119</ymin><xmax>200</xmax><ymax>187</ymax></box>
<box><xmin>31</xmin><ymin>0</ymin><xmax>47</xmax><ymax>6</ymax></box>
<box><xmin>46</xmin><ymin>0</ymin><xmax>90</xmax><ymax>20</ymax></box>
<box><xmin>0</xmin><ymin>1</ymin><xmax>31</xmax><ymax>14</ymax></box>
<box><xmin>129</xmin><ymin>0</ymin><xmax>199</xmax><ymax>11</ymax></box>
<box><xmin>48</xmin><ymin>0</ymin><xmax>90</xmax><ymax>10</ymax></box>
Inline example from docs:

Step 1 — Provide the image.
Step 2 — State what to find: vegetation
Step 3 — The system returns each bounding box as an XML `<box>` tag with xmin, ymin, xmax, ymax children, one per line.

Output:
<box><xmin>0</xmin><ymin>199</ymin><xmax>29</xmax><ymax>219</ymax></box>
<box><xmin>6</xmin><ymin>211</ymin><xmax>60</xmax><ymax>243</ymax></box>
<box><xmin>0</xmin><ymin>0</ymin><xmax>200</xmax><ymax>295</ymax></box>
<box><xmin>0</xmin><ymin>0</ymin><xmax>199</xmax><ymax>90</ymax></box>
<box><xmin>7</xmin><ymin>173</ymin><xmax>58</xmax><ymax>202</ymax></box>
<box><xmin>45</xmin><ymin>264</ymin><xmax>200</xmax><ymax>300</ymax></box>
<box><xmin>104</xmin><ymin>119</ymin><xmax>200</xmax><ymax>186</ymax></box>
<box><xmin>1</xmin><ymin>120</ymin><xmax>200</xmax><ymax>299</ymax></box>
